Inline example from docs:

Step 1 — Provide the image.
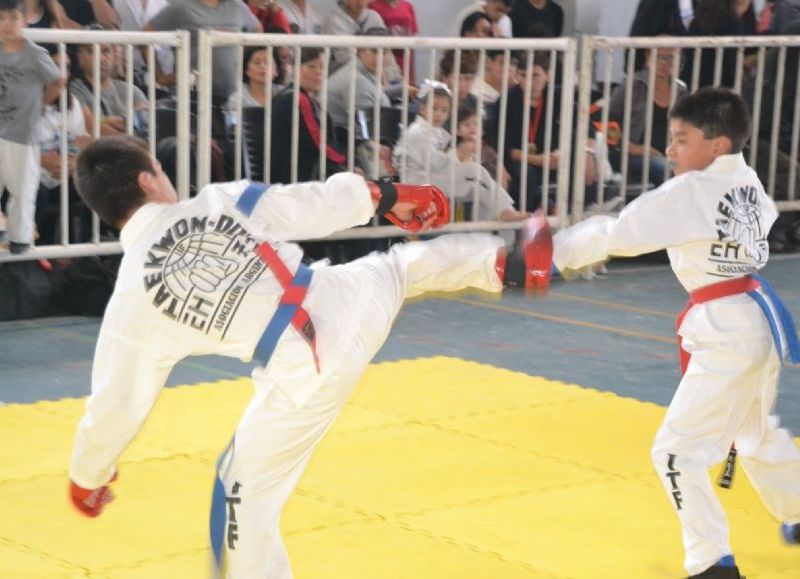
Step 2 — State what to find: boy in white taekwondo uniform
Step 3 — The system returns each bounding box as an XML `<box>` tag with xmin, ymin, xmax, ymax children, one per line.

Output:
<box><xmin>554</xmin><ymin>87</ymin><xmax>800</xmax><ymax>578</ymax></box>
<box><xmin>66</xmin><ymin>135</ymin><xmax>553</xmax><ymax>578</ymax></box>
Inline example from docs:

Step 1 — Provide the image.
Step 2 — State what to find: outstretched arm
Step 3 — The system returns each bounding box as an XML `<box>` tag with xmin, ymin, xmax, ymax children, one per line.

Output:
<box><xmin>223</xmin><ymin>173</ymin><xmax>449</xmax><ymax>241</ymax></box>
<box><xmin>69</xmin><ymin>320</ymin><xmax>180</xmax><ymax>514</ymax></box>
<box><xmin>553</xmin><ymin>177</ymin><xmax>707</xmax><ymax>272</ymax></box>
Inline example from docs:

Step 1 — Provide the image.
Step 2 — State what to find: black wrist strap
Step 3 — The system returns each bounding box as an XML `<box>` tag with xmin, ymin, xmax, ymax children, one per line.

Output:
<box><xmin>374</xmin><ymin>179</ymin><xmax>398</xmax><ymax>215</ymax></box>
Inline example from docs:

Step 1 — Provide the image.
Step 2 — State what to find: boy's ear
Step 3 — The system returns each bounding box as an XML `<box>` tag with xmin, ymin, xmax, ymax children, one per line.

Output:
<box><xmin>713</xmin><ymin>135</ymin><xmax>733</xmax><ymax>156</ymax></box>
<box><xmin>137</xmin><ymin>170</ymin><xmax>155</xmax><ymax>196</ymax></box>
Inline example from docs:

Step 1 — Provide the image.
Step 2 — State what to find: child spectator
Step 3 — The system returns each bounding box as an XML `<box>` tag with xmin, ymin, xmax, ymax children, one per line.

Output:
<box><xmin>0</xmin><ymin>0</ymin><xmax>63</xmax><ymax>253</ymax></box>
<box><xmin>395</xmin><ymin>83</ymin><xmax>525</xmax><ymax>222</ymax></box>
<box><xmin>36</xmin><ymin>45</ymin><xmax>94</xmax><ymax>244</ymax></box>
<box><xmin>439</xmin><ymin>49</ymin><xmax>479</xmax><ymax>119</ymax></box>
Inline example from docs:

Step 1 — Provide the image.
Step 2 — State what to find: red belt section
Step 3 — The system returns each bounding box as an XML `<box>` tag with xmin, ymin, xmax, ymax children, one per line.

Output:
<box><xmin>676</xmin><ymin>275</ymin><xmax>760</xmax><ymax>375</ymax></box>
<box><xmin>255</xmin><ymin>242</ymin><xmax>320</xmax><ymax>372</ymax></box>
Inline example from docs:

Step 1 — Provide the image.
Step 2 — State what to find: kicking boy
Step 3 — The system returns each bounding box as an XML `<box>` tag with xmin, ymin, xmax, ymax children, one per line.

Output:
<box><xmin>553</xmin><ymin>88</ymin><xmax>800</xmax><ymax>578</ymax></box>
<box><xmin>66</xmin><ymin>135</ymin><xmax>552</xmax><ymax>578</ymax></box>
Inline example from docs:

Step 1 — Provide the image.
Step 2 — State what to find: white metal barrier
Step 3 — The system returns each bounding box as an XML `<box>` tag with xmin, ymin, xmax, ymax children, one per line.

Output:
<box><xmin>196</xmin><ymin>32</ymin><xmax>577</xmax><ymax>240</ymax></box>
<box><xmin>5</xmin><ymin>32</ymin><xmax>800</xmax><ymax>262</ymax></box>
<box><xmin>0</xmin><ymin>28</ymin><xmax>191</xmax><ymax>262</ymax></box>
<box><xmin>574</xmin><ymin>35</ymin><xmax>800</xmax><ymax>220</ymax></box>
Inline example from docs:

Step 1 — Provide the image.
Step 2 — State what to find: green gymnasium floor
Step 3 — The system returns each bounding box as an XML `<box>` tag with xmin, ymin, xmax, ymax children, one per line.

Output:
<box><xmin>2</xmin><ymin>256</ymin><xmax>800</xmax><ymax>578</ymax></box>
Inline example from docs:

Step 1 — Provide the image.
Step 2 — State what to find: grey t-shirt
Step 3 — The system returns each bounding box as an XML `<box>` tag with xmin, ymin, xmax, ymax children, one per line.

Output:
<box><xmin>0</xmin><ymin>39</ymin><xmax>61</xmax><ymax>144</ymax></box>
<box><xmin>149</xmin><ymin>0</ymin><xmax>259</xmax><ymax>99</ymax></box>
<box><xmin>70</xmin><ymin>77</ymin><xmax>147</xmax><ymax>117</ymax></box>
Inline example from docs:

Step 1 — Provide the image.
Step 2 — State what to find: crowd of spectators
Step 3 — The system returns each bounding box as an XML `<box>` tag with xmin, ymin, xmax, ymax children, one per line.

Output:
<box><xmin>3</xmin><ymin>0</ymin><xmax>800</xmax><ymax>271</ymax></box>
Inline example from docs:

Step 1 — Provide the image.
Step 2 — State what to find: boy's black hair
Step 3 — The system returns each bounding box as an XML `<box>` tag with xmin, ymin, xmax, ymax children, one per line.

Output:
<box><xmin>669</xmin><ymin>87</ymin><xmax>752</xmax><ymax>153</ymax></box>
<box><xmin>74</xmin><ymin>135</ymin><xmax>157</xmax><ymax>228</ymax></box>
<box><xmin>0</xmin><ymin>0</ymin><xmax>24</xmax><ymax>13</ymax></box>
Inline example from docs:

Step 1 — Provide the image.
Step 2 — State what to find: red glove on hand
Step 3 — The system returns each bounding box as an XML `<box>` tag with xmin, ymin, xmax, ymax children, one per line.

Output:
<box><xmin>69</xmin><ymin>472</ymin><xmax>117</xmax><ymax>518</ymax></box>
<box><xmin>369</xmin><ymin>180</ymin><xmax>451</xmax><ymax>233</ymax></box>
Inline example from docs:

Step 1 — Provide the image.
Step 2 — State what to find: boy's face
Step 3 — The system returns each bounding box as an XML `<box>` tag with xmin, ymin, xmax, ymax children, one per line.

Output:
<box><xmin>666</xmin><ymin>119</ymin><xmax>733</xmax><ymax>175</ymax></box>
<box><xmin>0</xmin><ymin>8</ymin><xmax>25</xmax><ymax>42</ymax></box>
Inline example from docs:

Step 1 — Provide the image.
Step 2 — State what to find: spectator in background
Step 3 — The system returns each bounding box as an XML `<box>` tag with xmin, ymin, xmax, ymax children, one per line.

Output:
<box><xmin>471</xmin><ymin>49</ymin><xmax>508</xmax><ymax>108</ymax></box>
<box><xmin>327</xmin><ymin>35</ymin><xmax>391</xmax><ymax>131</ymax></box>
<box><xmin>270</xmin><ymin>47</ymin><xmax>348</xmax><ymax>183</ymax></box>
<box><xmin>277</xmin><ymin>0</ymin><xmax>320</xmax><ymax>33</ymax></box>
<box><xmin>768</xmin><ymin>0</ymin><xmax>800</xmax><ymax>33</ymax></box>
<box><xmin>681</xmin><ymin>0</ymin><xmax>745</xmax><ymax>89</ymax></box>
<box><xmin>36</xmin><ymin>45</ymin><xmax>95</xmax><ymax>244</ymax></box>
<box><xmin>461</xmin><ymin>11</ymin><xmax>493</xmax><ymax>38</ymax></box>
<box><xmin>485</xmin><ymin>0</ymin><xmax>513</xmax><ymax>37</ymax></box>
<box><xmin>70</xmin><ymin>37</ymin><xmax>148</xmax><ymax>136</ymax></box>
<box><xmin>628</xmin><ymin>0</ymin><xmax>693</xmax><ymax>70</ymax></box>
<box><xmin>510</xmin><ymin>0</ymin><xmax>564</xmax><ymax>38</ymax></box>
<box><xmin>247</xmin><ymin>0</ymin><xmax>290</xmax><ymax>33</ymax></box>
<box><xmin>394</xmin><ymin>84</ymin><xmax>524</xmax><ymax>222</ymax></box>
<box><xmin>369</xmin><ymin>0</ymin><xmax>417</xmax><ymax>79</ymax></box>
<box><xmin>226</xmin><ymin>46</ymin><xmax>280</xmax><ymax>113</ymax></box>
<box><xmin>495</xmin><ymin>51</ymin><xmax>597</xmax><ymax>210</ymax></box>
<box><xmin>608</xmin><ymin>45</ymin><xmax>687</xmax><ymax>187</ymax></box>
<box><xmin>145</xmin><ymin>0</ymin><xmax>261</xmax><ymax>102</ymax></box>
<box><xmin>113</xmin><ymin>0</ymin><xmax>172</xmax><ymax>90</ymax></box>
<box><xmin>322</xmin><ymin>0</ymin><xmax>386</xmax><ymax>72</ymax></box>
<box><xmin>23</xmin><ymin>0</ymin><xmax>59</xmax><ymax>28</ymax></box>
<box><xmin>454</xmin><ymin>107</ymin><xmax>527</xmax><ymax>221</ymax></box>
<box><xmin>439</xmin><ymin>49</ymin><xmax>479</xmax><ymax>120</ymax></box>
<box><xmin>57</xmin><ymin>0</ymin><xmax>119</xmax><ymax>28</ymax></box>
<box><xmin>0</xmin><ymin>0</ymin><xmax>63</xmax><ymax>254</ymax></box>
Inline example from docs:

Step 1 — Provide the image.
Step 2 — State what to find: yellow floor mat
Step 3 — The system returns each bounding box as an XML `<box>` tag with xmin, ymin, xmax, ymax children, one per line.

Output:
<box><xmin>1</xmin><ymin>356</ymin><xmax>799</xmax><ymax>578</ymax></box>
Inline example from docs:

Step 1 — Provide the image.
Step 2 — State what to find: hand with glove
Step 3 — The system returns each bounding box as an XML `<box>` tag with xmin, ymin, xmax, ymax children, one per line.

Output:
<box><xmin>69</xmin><ymin>471</ymin><xmax>117</xmax><ymax>518</ymax></box>
<box><xmin>368</xmin><ymin>179</ymin><xmax>450</xmax><ymax>233</ymax></box>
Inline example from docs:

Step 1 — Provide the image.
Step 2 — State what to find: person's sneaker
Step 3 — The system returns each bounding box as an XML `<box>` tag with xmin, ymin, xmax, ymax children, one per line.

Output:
<box><xmin>688</xmin><ymin>556</ymin><xmax>743</xmax><ymax>578</ymax></box>
<box><xmin>501</xmin><ymin>211</ymin><xmax>553</xmax><ymax>290</ymax></box>
<box><xmin>9</xmin><ymin>242</ymin><xmax>30</xmax><ymax>255</ymax></box>
<box><xmin>781</xmin><ymin>522</ymin><xmax>800</xmax><ymax>544</ymax></box>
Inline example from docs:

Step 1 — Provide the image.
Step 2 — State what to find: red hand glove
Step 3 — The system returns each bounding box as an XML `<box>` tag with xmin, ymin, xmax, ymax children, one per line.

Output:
<box><xmin>369</xmin><ymin>180</ymin><xmax>451</xmax><ymax>233</ymax></box>
<box><xmin>69</xmin><ymin>472</ymin><xmax>117</xmax><ymax>518</ymax></box>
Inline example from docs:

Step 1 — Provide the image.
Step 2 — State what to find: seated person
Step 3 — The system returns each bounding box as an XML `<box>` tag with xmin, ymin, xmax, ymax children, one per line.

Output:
<box><xmin>225</xmin><ymin>46</ymin><xmax>281</xmax><ymax>114</ymax></box>
<box><xmin>327</xmin><ymin>40</ymin><xmax>390</xmax><ymax>131</ymax></box>
<box><xmin>69</xmin><ymin>36</ymin><xmax>148</xmax><ymax>136</ymax></box>
<box><xmin>394</xmin><ymin>82</ymin><xmax>525</xmax><ymax>222</ymax></box>
<box><xmin>494</xmin><ymin>50</ymin><xmax>597</xmax><ymax>211</ymax></box>
<box><xmin>322</xmin><ymin>0</ymin><xmax>386</xmax><ymax>71</ymax></box>
<box><xmin>438</xmin><ymin>49</ymin><xmax>479</xmax><ymax>121</ymax></box>
<box><xmin>36</xmin><ymin>46</ymin><xmax>95</xmax><ymax>244</ymax></box>
<box><xmin>270</xmin><ymin>47</ymin><xmax>348</xmax><ymax>183</ymax></box>
<box><xmin>608</xmin><ymin>45</ymin><xmax>686</xmax><ymax>188</ymax></box>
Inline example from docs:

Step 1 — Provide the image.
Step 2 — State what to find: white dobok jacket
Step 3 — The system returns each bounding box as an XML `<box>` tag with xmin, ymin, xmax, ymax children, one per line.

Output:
<box><xmin>70</xmin><ymin>173</ymin><xmax>374</xmax><ymax>489</ymax></box>
<box><xmin>554</xmin><ymin>153</ymin><xmax>782</xmax><ymax>350</ymax></box>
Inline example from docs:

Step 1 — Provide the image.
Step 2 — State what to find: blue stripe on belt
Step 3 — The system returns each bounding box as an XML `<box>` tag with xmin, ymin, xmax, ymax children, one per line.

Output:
<box><xmin>748</xmin><ymin>274</ymin><xmax>800</xmax><ymax>364</ymax></box>
<box><xmin>252</xmin><ymin>263</ymin><xmax>314</xmax><ymax>366</ymax></box>
<box><xmin>236</xmin><ymin>181</ymin><xmax>270</xmax><ymax>217</ymax></box>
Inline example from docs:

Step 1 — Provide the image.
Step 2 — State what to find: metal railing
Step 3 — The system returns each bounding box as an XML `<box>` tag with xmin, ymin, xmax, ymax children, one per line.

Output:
<box><xmin>5</xmin><ymin>32</ymin><xmax>800</xmax><ymax>263</ymax></box>
<box><xmin>0</xmin><ymin>28</ymin><xmax>191</xmax><ymax>262</ymax></box>
<box><xmin>196</xmin><ymin>32</ymin><xmax>577</xmax><ymax>239</ymax></box>
<box><xmin>574</xmin><ymin>35</ymin><xmax>800</xmax><ymax>220</ymax></box>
